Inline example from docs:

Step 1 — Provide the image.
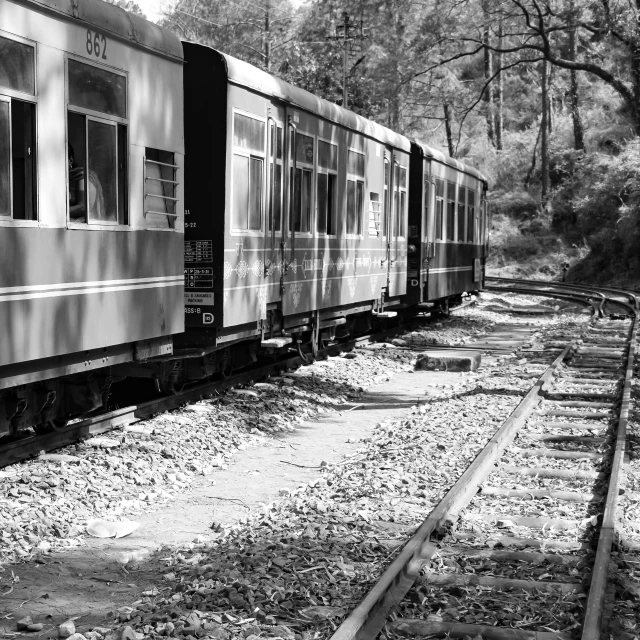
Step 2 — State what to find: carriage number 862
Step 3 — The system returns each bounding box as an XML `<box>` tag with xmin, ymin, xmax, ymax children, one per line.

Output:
<box><xmin>86</xmin><ymin>30</ymin><xmax>108</xmax><ymax>60</ymax></box>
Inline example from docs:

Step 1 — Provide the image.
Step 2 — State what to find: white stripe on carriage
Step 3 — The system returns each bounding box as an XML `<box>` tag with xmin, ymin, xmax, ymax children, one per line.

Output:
<box><xmin>0</xmin><ymin>275</ymin><xmax>183</xmax><ymax>296</ymax></box>
<box><xmin>223</xmin><ymin>271</ymin><xmax>408</xmax><ymax>292</ymax></box>
<box><xmin>428</xmin><ymin>266</ymin><xmax>474</xmax><ymax>274</ymax></box>
<box><xmin>0</xmin><ymin>280</ymin><xmax>183</xmax><ymax>302</ymax></box>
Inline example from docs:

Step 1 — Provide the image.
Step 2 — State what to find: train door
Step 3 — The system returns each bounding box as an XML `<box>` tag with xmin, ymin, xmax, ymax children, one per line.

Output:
<box><xmin>422</xmin><ymin>161</ymin><xmax>435</xmax><ymax>299</ymax></box>
<box><xmin>388</xmin><ymin>152</ymin><xmax>407</xmax><ymax>298</ymax></box>
<box><xmin>265</xmin><ymin>116</ymin><xmax>284</xmax><ymax>304</ymax></box>
<box><xmin>382</xmin><ymin>152</ymin><xmax>393</xmax><ymax>293</ymax></box>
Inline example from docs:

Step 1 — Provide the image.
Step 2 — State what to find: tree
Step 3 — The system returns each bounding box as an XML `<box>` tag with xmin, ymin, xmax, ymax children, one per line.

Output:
<box><xmin>427</xmin><ymin>0</ymin><xmax>640</xmax><ymax>134</ymax></box>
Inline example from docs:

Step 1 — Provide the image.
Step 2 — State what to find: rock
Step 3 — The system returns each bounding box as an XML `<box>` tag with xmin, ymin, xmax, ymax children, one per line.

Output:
<box><xmin>209</xmin><ymin>628</ymin><xmax>229</xmax><ymax>640</ymax></box>
<box><xmin>27</xmin><ymin>624</ymin><xmax>44</xmax><ymax>632</ymax></box>
<box><xmin>59</xmin><ymin>620</ymin><xmax>76</xmax><ymax>638</ymax></box>
<box><xmin>17</xmin><ymin>617</ymin><xmax>33</xmax><ymax>631</ymax></box>
<box><xmin>66</xmin><ymin>634</ymin><xmax>87</xmax><ymax>640</ymax></box>
<box><xmin>414</xmin><ymin>350</ymin><xmax>481</xmax><ymax>372</ymax></box>
<box><xmin>84</xmin><ymin>437</ymin><xmax>120</xmax><ymax>449</ymax></box>
<box><xmin>117</xmin><ymin>626</ymin><xmax>137</xmax><ymax>640</ymax></box>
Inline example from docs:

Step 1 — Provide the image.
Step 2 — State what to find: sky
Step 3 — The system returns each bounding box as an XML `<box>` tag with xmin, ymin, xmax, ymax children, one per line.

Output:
<box><xmin>136</xmin><ymin>0</ymin><xmax>172</xmax><ymax>22</ymax></box>
<box><xmin>136</xmin><ymin>0</ymin><xmax>306</xmax><ymax>24</ymax></box>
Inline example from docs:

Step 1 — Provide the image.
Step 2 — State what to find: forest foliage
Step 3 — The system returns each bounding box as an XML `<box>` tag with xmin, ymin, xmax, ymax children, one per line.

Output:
<box><xmin>148</xmin><ymin>0</ymin><xmax>640</xmax><ymax>283</ymax></box>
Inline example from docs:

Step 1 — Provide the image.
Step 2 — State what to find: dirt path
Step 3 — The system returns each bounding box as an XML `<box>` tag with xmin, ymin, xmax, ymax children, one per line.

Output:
<box><xmin>0</xmin><ymin>367</ymin><xmax>472</xmax><ymax>637</ymax></box>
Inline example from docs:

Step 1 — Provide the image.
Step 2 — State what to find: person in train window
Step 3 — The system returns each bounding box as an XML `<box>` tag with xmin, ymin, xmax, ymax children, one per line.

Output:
<box><xmin>68</xmin><ymin>143</ymin><xmax>105</xmax><ymax>222</ymax></box>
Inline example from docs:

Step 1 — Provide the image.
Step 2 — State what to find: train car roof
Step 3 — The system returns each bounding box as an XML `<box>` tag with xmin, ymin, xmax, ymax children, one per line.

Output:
<box><xmin>207</xmin><ymin>48</ymin><xmax>411</xmax><ymax>152</ymax></box>
<box><xmin>412</xmin><ymin>140</ymin><xmax>488</xmax><ymax>184</ymax></box>
<box><xmin>17</xmin><ymin>0</ymin><xmax>183</xmax><ymax>61</ymax></box>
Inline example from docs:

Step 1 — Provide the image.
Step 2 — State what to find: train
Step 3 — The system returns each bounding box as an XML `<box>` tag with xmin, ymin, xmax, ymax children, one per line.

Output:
<box><xmin>0</xmin><ymin>0</ymin><xmax>488</xmax><ymax>435</ymax></box>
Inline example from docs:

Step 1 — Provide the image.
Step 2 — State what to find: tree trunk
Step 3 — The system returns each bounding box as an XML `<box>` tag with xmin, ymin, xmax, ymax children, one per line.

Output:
<box><xmin>524</xmin><ymin>119</ymin><xmax>542</xmax><ymax>190</ymax></box>
<box><xmin>444</xmin><ymin>103</ymin><xmax>455</xmax><ymax>156</ymax></box>
<box><xmin>568</xmin><ymin>0</ymin><xmax>584</xmax><ymax>150</ymax></box>
<box><xmin>495</xmin><ymin>15</ymin><xmax>504</xmax><ymax>150</ymax></box>
<box><xmin>541</xmin><ymin>58</ymin><xmax>549</xmax><ymax>202</ymax></box>
<box><xmin>482</xmin><ymin>1</ymin><xmax>496</xmax><ymax>146</ymax></box>
<box><xmin>632</xmin><ymin>42</ymin><xmax>640</xmax><ymax>135</ymax></box>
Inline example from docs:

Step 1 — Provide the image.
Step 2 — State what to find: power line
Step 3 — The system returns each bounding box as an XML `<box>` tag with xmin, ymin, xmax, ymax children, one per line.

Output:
<box><xmin>326</xmin><ymin>12</ymin><xmax>367</xmax><ymax>108</ymax></box>
<box><xmin>175</xmin><ymin>9</ymin><xmax>223</xmax><ymax>26</ymax></box>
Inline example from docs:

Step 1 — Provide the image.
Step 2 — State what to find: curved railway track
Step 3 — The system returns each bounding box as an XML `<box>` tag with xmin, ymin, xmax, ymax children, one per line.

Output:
<box><xmin>331</xmin><ymin>279</ymin><xmax>639</xmax><ymax>640</ymax></box>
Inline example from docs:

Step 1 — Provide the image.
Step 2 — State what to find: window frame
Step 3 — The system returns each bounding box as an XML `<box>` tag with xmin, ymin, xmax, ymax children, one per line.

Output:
<box><xmin>290</xmin><ymin>128</ymin><xmax>315</xmax><ymax>237</ymax></box>
<box><xmin>346</xmin><ymin>146</ymin><xmax>365</xmax><ymax>238</ymax></box>
<box><xmin>457</xmin><ymin>184</ymin><xmax>466</xmax><ymax>243</ymax></box>
<box><xmin>85</xmin><ymin>114</ymin><xmax>120</xmax><ymax>227</ymax></box>
<box><xmin>267</xmin><ymin>119</ymin><xmax>284</xmax><ymax>237</ymax></box>
<box><xmin>445</xmin><ymin>180</ymin><xmax>456</xmax><ymax>242</ymax></box>
<box><xmin>434</xmin><ymin>178</ymin><xmax>445</xmax><ymax>242</ymax></box>
<box><xmin>230</xmin><ymin>108</ymin><xmax>267</xmax><ymax>236</ymax></box>
<box><xmin>65</xmin><ymin>54</ymin><xmax>130</xmax><ymax>231</ymax></box>
<box><xmin>382</xmin><ymin>157</ymin><xmax>390</xmax><ymax>240</ymax></box>
<box><xmin>423</xmin><ymin>173</ymin><xmax>430</xmax><ymax>242</ymax></box>
<box><xmin>392</xmin><ymin>163</ymin><xmax>407</xmax><ymax>240</ymax></box>
<box><xmin>467</xmin><ymin>188</ymin><xmax>476</xmax><ymax>243</ymax></box>
<box><xmin>316</xmin><ymin>136</ymin><xmax>338</xmax><ymax>237</ymax></box>
<box><xmin>0</xmin><ymin>31</ymin><xmax>38</xmax><ymax>227</ymax></box>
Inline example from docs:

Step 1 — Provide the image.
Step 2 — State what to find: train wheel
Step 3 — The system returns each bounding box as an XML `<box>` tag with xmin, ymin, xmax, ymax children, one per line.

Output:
<box><xmin>33</xmin><ymin>423</ymin><xmax>53</xmax><ymax>435</ymax></box>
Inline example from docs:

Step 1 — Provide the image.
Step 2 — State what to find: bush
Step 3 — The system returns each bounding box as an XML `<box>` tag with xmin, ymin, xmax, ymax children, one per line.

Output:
<box><xmin>549</xmin><ymin>138</ymin><xmax>640</xmax><ymax>284</ymax></box>
<box><xmin>490</xmin><ymin>190</ymin><xmax>539</xmax><ymax>220</ymax></box>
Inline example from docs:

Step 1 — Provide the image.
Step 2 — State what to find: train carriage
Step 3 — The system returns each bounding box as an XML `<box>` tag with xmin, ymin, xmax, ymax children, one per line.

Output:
<box><xmin>407</xmin><ymin>141</ymin><xmax>489</xmax><ymax>310</ymax></box>
<box><xmin>181</xmin><ymin>43</ymin><xmax>410</xmax><ymax>367</ymax></box>
<box><xmin>0</xmin><ymin>0</ymin><xmax>184</xmax><ymax>432</ymax></box>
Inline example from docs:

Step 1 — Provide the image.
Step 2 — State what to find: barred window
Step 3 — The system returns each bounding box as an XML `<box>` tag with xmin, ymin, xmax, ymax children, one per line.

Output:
<box><xmin>145</xmin><ymin>148</ymin><xmax>178</xmax><ymax>228</ymax></box>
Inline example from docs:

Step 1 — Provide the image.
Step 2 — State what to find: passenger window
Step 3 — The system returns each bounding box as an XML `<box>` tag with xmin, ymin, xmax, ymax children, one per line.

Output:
<box><xmin>347</xmin><ymin>149</ymin><xmax>364</xmax><ymax>235</ymax></box>
<box><xmin>291</xmin><ymin>132</ymin><xmax>314</xmax><ymax>233</ymax></box>
<box><xmin>0</xmin><ymin>101</ymin><xmax>9</xmax><ymax>217</ymax></box>
<box><xmin>467</xmin><ymin>190</ymin><xmax>475</xmax><ymax>242</ymax></box>
<box><xmin>268</xmin><ymin>124</ymin><xmax>283</xmax><ymax>232</ymax></box>
<box><xmin>0</xmin><ymin>37</ymin><xmax>37</xmax><ymax>221</ymax></box>
<box><xmin>393</xmin><ymin>165</ymin><xmax>407</xmax><ymax>238</ymax></box>
<box><xmin>0</xmin><ymin>36</ymin><xmax>35</xmax><ymax>95</ymax></box>
<box><xmin>145</xmin><ymin>148</ymin><xmax>178</xmax><ymax>228</ymax></box>
<box><xmin>232</xmin><ymin>112</ymin><xmax>265</xmax><ymax>231</ymax></box>
<box><xmin>68</xmin><ymin>59</ymin><xmax>126</xmax><ymax>118</ymax></box>
<box><xmin>383</xmin><ymin>159</ymin><xmax>390</xmax><ymax>237</ymax></box>
<box><xmin>457</xmin><ymin>185</ymin><xmax>466</xmax><ymax>242</ymax></box>
<box><xmin>369</xmin><ymin>192</ymin><xmax>381</xmax><ymax>236</ymax></box>
<box><xmin>317</xmin><ymin>140</ymin><xmax>337</xmax><ymax>235</ymax></box>
<box><xmin>0</xmin><ymin>98</ymin><xmax>37</xmax><ymax>220</ymax></box>
<box><xmin>67</xmin><ymin>60</ymin><xmax>127</xmax><ymax>225</ymax></box>
<box><xmin>435</xmin><ymin>179</ymin><xmax>444</xmax><ymax>241</ymax></box>
<box><xmin>446</xmin><ymin>181</ymin><xmax>456</xmax><ymax>242</ymax></box>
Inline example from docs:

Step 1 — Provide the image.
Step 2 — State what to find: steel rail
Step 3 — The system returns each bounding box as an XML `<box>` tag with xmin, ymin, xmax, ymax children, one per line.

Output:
<box><xmin>581</xmin><ymin>299</ymin><xmax>638</xmax><ymax>639</ymax></box>
<box><xmin>329</xmin><ymin>338</ymin><xmax>580</xmax><ymax>640</ymax></box>
<box><xmin>486</xmin><ymin>276</ymin><xmax>637</xmax><ymax>314</ymax></box>
<box><xmin>485</xmin><ymin>281</ymin><xmax>605</xmax><ymax>316</ymax></box>
<box><xmin>330</xmin><ymin>283</ymin><xmax>633</xmax><ymax>640</ymax></box>
<box><xmin>487</xmin><ymin>276</ymin><xmax>639</xmax><ymax>309</ymax></box>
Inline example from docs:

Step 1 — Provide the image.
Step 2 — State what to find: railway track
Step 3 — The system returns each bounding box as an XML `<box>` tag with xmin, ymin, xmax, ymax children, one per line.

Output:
<box><xmin>331</xmin><ymin>279</ymin><xmax>639</xmax><ymax>640</ymax></box>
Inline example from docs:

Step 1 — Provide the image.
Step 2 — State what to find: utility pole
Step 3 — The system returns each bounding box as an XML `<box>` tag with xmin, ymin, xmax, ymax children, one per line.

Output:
<box><xmin>264</xmin><ymin>0</ymin><xmax>271</xmax><ymax>72</ymax></box>
<box><xmin>327</xmin><ymin>12</ymin><xmax>367</xmax><ymax>109</ymax></box>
